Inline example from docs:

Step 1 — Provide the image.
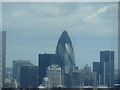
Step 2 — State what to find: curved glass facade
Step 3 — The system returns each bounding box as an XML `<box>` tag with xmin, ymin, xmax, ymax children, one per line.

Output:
<box><xmin>56</xmin><ymin>31</ymin><xmax>75</xmax><ymax>66</ymax></box>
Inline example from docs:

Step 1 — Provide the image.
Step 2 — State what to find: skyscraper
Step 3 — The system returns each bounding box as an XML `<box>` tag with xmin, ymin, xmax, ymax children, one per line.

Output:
<box><xmin>38</xmin><ymin>54</ymin><xmax>58</xmax><ymax>85</ymax></box>
<box><xmin>56</xmin><ymin>31</ymin><xmax>75</xmax><ymax>67</ymax></box>
<box><xmin>0</xmin><ymin>31</ymin><xmax>6</xmax><ymax>88</ymax></box>
<box><xmin>93</xmin><ymin>50</ymin><xmax>114</xmax><ymax>87</ymax></box>
<box><xmin>38</xmin><ymin>31</ymin><xmax>76</xmax><ymax>85</ymax></box>
<box><xmin>100</xmin><ymin>51</ymin><xmax>114</xmax><ymax>87</ymax></box>
<box><xmin>20</xmin><ymin>65</ymin><xmax>39</xmax><ymax>88</ymax></box>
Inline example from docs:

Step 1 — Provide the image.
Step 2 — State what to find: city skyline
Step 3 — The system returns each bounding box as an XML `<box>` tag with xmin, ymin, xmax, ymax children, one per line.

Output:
<box><xmin>2</xmin><ymin>2</ymin><xmax>118</xmax><ymax>69</ymax></box>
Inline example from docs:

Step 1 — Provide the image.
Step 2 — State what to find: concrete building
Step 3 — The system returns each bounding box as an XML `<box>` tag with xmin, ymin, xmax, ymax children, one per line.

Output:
<box><xmin>41</xmin><ymin>65</ymin><xmax>62</xmax><ymax>88</ymax></box>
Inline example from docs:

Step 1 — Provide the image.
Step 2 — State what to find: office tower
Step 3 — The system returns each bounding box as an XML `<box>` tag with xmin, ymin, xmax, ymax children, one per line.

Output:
<box><xmin>13</xmin><ymin>60</ymin><xmax>31</xmax><ymax>87</ymax></box>
<box><xmin>0</xmin><ymin>31</ymin><xmax>6</xmax><ymax>88</ymax></box>
<box><xmin>100</xmin><ymin>50</ymin><xmax>114</xmax><ymax>87</ymax></box>
<box><xmin>20</xmin><ymin>65</ymin><xmax>39</xmax><ymax>88</ymax></box>
<box><xmin>38</xmin><ymin>54</ymin><xmax>58</xmax><ymax>85</ymax></box>
<box><xmin>41</xmin><ymin>65</ymin><xmax>62</xmax><ymax>88</ymax></box>
<box><xmin>56</xmin><ymin>31</ymin><xmax>75</xmax><ymax>67</ymax></box>
<box><xmin>93</xmin><ymin>62</ymin><xmax>102</xmax><ymax>85</ymax></box>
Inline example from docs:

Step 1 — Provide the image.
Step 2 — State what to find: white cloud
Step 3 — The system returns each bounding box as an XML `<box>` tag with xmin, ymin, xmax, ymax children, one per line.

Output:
<box><xmin>97</xmin><ymin>6</ymin><xmax>108</xmax><ymax>13</ymax></box>
<box><xmin>84</xmin><ymin>6</ymin><xmax>108</xmax><ymax>22</ymax></box>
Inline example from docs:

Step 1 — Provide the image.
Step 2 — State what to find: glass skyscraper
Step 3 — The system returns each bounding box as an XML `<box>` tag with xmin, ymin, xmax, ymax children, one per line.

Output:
<box><xmin>38</xmin><ymin>54</ymin><xmax>58</xmax><ymax>85</ymax></box>
<box><xmin>93</xmin><ymin>50</ymin><xmax>114</xmax><ymax>87</ymax></box>
<box><xmin>56</xmin><ymin>31</ymin><xmax>75</xmax><ymax>67</ymax></box>
<box><xmin>100</xmin><ymin>51</ymin><xmax>114</xmax><ymax>87</ymax></box>
<box><xmin>38</xmin><ymin>31</ymin><xmax>76</xmax><ymax>85</ymax></box>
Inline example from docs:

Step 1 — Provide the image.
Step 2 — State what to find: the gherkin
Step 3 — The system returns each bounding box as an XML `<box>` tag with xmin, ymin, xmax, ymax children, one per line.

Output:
<box><xmin>38</xmin><ymin>31</ymin><xmax>75</xmax><ymax>85</ymax></box>
<box><xmin>56</xmin><ymin>31</ymin><xmax>75</xmax><ymax>66</ymax></box>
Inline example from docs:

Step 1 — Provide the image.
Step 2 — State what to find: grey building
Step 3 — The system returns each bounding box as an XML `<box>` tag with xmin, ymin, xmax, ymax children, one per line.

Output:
<box><xmin>93</xmin><ymin>62</ymin><xmax>102</xmax><ymax>85</ymax></box>
<box><xmin>13</xmin><ymin>60</ymin><xmax>31</xmax><ymax>87</ymax></box>
<box><xmin>64</xmin><ymin>65</ymin><xmax>96</xmax><ymax>88</ymax></box>
<box><xmin>82</xmin><ymin>64</ymin><xmax>96</xmax><ymax>87</ymax></box>
<box><xmin>0</xmin><ymin>31</ymin><xmax>6</xmax><ymax>88</ymax></box>
<box><xmin>41</xmin><ymin>65</ymin><xmax>62</xmax><ymax>88</ymax></box>
<box><xmin>20</xmin><ymin>65</ymin><xmax>39</xmax><ymax>88</ymax></box>
<box><xmin>47</xmin><ymin>64</ymin><xmax>62</xmax><ymax>88</ymax></box>
<box><xmin>64</xmin><ymin>66</ymin><xmax>81</xmax><ymax>88</ymax></box>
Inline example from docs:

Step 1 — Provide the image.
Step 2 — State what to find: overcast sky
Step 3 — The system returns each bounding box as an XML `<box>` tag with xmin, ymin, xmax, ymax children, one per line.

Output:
<box><xmin>2</xmin><ymin>2</ymin><xmax>118</xmax><ymax>69</ymax></box>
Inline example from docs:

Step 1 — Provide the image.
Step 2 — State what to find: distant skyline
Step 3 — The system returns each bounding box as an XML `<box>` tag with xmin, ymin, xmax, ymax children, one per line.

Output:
<box><xmin>2</xmin><ymin>2</ymin><xmax>118</xmax><ymax>68</ymax></box>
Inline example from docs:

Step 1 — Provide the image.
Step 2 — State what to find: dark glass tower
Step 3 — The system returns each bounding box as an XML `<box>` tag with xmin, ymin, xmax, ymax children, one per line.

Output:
<box><xmin>100</xmin><ymin>51</ymin><xmax>114</xmax><ymax>87</ymax></box>
<box><xmin>20</xmin><ymin>65</ymin><xmax>39</xmax><ymax>88</ymax></box>
<box><xmin>56</xmin><ymin>31</ymin><xmax>75</xmax><ymax>67</ymax></box>
<box><xmin>93</xmin><ymin>50</ymin><xmax>114</xmax><ymax>87</ymax></box>
<box><xmin>93</xmin><ymin>62</ymin><xmax>102</xmax><ymax>85</ymax></box>
<box><xmin>38</xmin><ymin>54</ymin><xmax>58</xmax><ymax>84</ymax></box>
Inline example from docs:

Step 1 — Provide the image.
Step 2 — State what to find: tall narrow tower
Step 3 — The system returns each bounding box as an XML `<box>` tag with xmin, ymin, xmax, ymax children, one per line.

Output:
<box><xmin>0</xmin><ymin>31</ymin><xmax>6</xmax><ymax>88</ymax></box>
